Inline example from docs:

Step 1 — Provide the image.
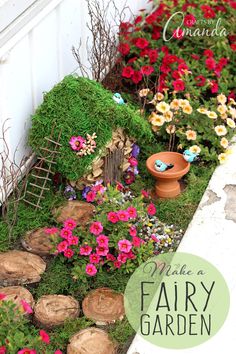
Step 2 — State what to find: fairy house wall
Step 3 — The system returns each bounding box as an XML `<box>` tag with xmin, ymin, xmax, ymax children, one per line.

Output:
<box><xmin>29</xmin><ymin>75</ymin><xmax>153</xmax><ymax>185</ymax></box>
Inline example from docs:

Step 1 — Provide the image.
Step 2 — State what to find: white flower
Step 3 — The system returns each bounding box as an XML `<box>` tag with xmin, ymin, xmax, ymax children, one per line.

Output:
<box><xmin>218</xmin><ymin>153</ymin><xmax>228</xmax><ymax>164</ymax></box>
<box><xmin>207</xmin><ymin>111</ymin><xmax>217</xmax><ymax>119</ymax></box>
<box><xmin>217</xmin><ymin>94</ymin><xmax>227</xmax><ymax>105</ymax></box>
<box><xmin>186</xmin><ymin>130</ymin><xmax>197</xmax><ymax>141</ymax></box>
<box><xmin>215</xmin><ymin>125</ymin><xmax>227</xmax><ymax>136</ymax></box>
<box><xmin>189</xmin><ymin>145</ymin><xmax>201</xmax><ymax>154</ymax></box>
<box><xmin>220</xmin><ymin>138</ymin><xmax>229</xmax><ymax>149</ymax></box>
<box><xmin>226</xmin><ymin>118</ymin><xmax>236</xmax><ymax>129</ymax></box>
<box><xmin>156</xmin><ymin>101</ymin><xmax>170</xmax><ymax>114</ymax></box>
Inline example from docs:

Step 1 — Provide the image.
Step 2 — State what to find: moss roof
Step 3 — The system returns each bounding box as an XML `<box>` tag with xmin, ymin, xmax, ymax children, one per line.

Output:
<box><xmin>29</xmin><ymin>75</ymin><xmax>153</xmax><ymax>180</ymax></box>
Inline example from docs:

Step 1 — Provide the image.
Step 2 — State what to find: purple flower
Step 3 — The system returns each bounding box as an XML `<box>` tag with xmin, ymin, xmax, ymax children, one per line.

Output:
<box><xmin>64</xmin><ymin>185</ymin><xmax>76</xmax><ymax>200</ymax></box>
<box><xmin>133</xmin><ymin>166</ymin><xmax>139</xmax><ymax>175</ymax></box>
<box><xmin>132</xmin><ymin>144</ymin><xmax>140</xmax><ymax>158</ymax></box>
<box><xmin>82</xmin><ymin>186</ymin><xmax>91</xmax><ymax>199</ymax></box>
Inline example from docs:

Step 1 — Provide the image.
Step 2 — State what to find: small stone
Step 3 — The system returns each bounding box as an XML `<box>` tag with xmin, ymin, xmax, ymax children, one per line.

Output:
<box><xmin>53</xmin><ymin>201</ymin><xmax>95</xmax><ymax>225</ymax></box>
<box><xmin>0</xmin><ymin>286</ymin><xmax>35</xmax><ymax>313</ymax></box>
<box><xmin>34</xmin><ymin>294</ymin><xmax>79</xmax><ymax>328</ymax></box>
<box><xmin>67</xmin><ymin>328</ymin><xmax>116</xmax><ymax>354</ymax></box>
<box><xmin>22</xmin><ymin>228</ymin><xmax>58</xmax><ymax>256</ymax></box>
<box><xmin>0</xmin><ymin>251</ymin><xmax>46</xmax><ymax>286</ymax></box>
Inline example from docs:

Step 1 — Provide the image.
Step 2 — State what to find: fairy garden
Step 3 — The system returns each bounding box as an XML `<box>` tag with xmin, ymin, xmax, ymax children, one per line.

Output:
<box><xmin>0</xmin><ymin>0</ymin><xmax>236</xmax><ymax>353</ymax></box>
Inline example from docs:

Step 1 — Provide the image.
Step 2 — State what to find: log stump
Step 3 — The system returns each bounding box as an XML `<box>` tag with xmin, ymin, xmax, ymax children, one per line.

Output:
<box><xmin>53</xmin><ymin>201</ymin><xmax>95</xmax><ymax>225</ymax></box>
<box><xmin>67</xmin><ymin>328</ymin><xmax>117</xmax><ymax>354</ymax></box>
<box><xmin>0</xmin><ymin>251</ymin><xmax>46</xmax><ymax>286</ymax></box>
<box><xmin>22</xmin><ymin>228</ymin><xmax>58</xmax><ymax>256</ymax></box>
<box><xmin>82</xmin><ymin>288</ymin><xmax>125</xmax><ymax>325</ymax></box>
<box><xmin>0</xmin><ymin>286</ymin><xmax>34</xmax><ymax>314</ymax></box>
<box><xmin>34</xmin><ymin>295</ymin><xmax>79</xmax><ymax>328</ymax></box>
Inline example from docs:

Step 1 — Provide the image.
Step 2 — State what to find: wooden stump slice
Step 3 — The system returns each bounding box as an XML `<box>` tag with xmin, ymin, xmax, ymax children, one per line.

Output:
<box><xmin>0</xmin><ymin>286</ymin><xmax>34</xmax><ymax>314</ymax></box>
<box><xmin>0</xmin><ymin>251</ymin><xmax>46</xmax><ymax>286</ymax></box>
<box><xmin>34</xmin><ymin>295</ymin><xmax>79</xmax><ymax>327</ymax></box>
<box><xmin>82</xmin><ymin>288</ymin><xmax>125</xmax><ymax>325</ymax></box>
<box><xmin>22</xmin><ymin>227</ymin><xmax>58</xmax><ymax>256</ymax></box>
<box><xmin>67</xmin><ymin>328</ymin><xmax>117</xmax><ymax>354</ymax></box>
<box><xmin>53</xmin><ymin>201</ymin><xmax>95</xmax><ymax>225</ymax></box>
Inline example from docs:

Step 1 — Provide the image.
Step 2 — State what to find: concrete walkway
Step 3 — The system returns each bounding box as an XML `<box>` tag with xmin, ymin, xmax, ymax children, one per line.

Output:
<box><xmin>128</xmin><ymin>141</ymin><xmax>236</xmax><ymax>354</ymax></box>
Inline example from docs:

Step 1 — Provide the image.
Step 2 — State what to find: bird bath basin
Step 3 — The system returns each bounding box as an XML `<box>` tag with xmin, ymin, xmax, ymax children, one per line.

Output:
<box><xmin>146</xmin><ymin>152</ymin><xmax>190</xmax><ymax>198</ymax></box>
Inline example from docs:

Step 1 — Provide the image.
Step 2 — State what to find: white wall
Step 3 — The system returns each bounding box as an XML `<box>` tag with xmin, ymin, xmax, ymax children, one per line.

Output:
<box><xmin>0</xmin><ymin>0</ymin><xmax>151</xmax><ymax>168</ymax></box>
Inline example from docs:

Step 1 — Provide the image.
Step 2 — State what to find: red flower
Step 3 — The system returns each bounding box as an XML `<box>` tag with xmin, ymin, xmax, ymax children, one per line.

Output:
<box><xmin>146</xmin><ymin>13</ymin><xmax>157</xmax><ymax>25</ymax></box>
<box><xmin>131</xmin><ymin>71</ymin><xmax>143</xmax><ymax>84</ymax></box>
<box><xmin>135</xmin><ymin>38</ymin><xmax>149</xmax><ymax>49</ymax></box>
<box><xmin>230</xmin><ymin>43</ymin><xmax>236</xmax><ymax>51</ymax></box>
<box><xmin>134</xmin><ymin>15</ymin><xmax>142</xmax><ymax>24</ymax></box>
<box><xmin>201</xmin><ymin>5</ymin><xmax>216</xmax><ymax>19</ymax></box>
<box><xmin>114</xmin><ymin>260</ymin><xmax>122</xmax><ymax>269</ymax></box>
<box><xmin>172</xmin><ymin>70</ymin><xmax>181</xmax><ymax>79</ymax></box>
<box><xmin>191</xmin><ymin>54</ymin><xmax>200</xmax><ymax>60</ymax></box>
<box><xmin>122</xmin><ymin>66</ymin><xmax>134</xmax><ymax>78</ymax></box>
<box><xmin>173</xmin><ymin>79</ymin><xmax>185</xmax><ymax>91</ymax></box>
<box><xmin>148</xmin><ymin>49</ymin><xmax>158</xmax><ymax>64</ymax></box>
<box><xmin>229</xmin><ymin>1</ymin><xmax>236</xmax><ymax>9</ymax></box>
<box><xmin>205</xmin><ymin>57</ymin><xmax>216</xmax><ymax>70</ymax></box>
<box><xmin>128</xmin><ymin>57</ymin><xmax>138</xmax><ymax>64</ymax></box>
<box><xmin>173</xmin><ymin>28</ymin><xmax>184</xmax><ymax>39</ymax></box>
<box><xmin>203</xmin><ymin>49</ymin><xmax>214</xmax><ymax>57</ymax></box>
<box><xmin>40</xmin><ymin>330</ymin><xmax>50</xmax><ymax>344</ymax></box>
<box><xmin>0</xmin><ymin>347</ymin><xmax>6</xmax><ymax>354</ymax></box>
<box><xmin>195</xmin><ymin>75</ymin><xmax>206</xmax><ymax>87</ymax></box>
<box><xmin>140</xmin><ymin>65</ymin><xmax>154</xmax><ymax>76</ymax></box>
<box><xmin>210</xmin><ymin>80</ymin><xmax>219</xmax><ymax>94</ymax></box>
<box><xmin>218</xmin><ymin>58</ymin><xmax>228</xmax><ymax>67</ymax></box>
<box><xmin>178</xmin><ymin>62</ymin><xmax>189</xmax><ymax>74</ymax></box>
<box><xmin>147</xmin><ymin>203</ymin><xmax>156</xmax><ymax>216</ymax></box>
<box><xmin>160</xmin><ymin>64</ymin><xmax>171</xmax><ymax>74</ymax></box>
<box><xmin>183</xmin><ymin>14</ymin><xmax>196</xmax><ymax>27</ymax></box>
<box><xmin>152</xmin><ymin>27</ymin><xmax>161</xmax><ymax>40</ymax></box>
<box><xmin>124</xmin><ymin>170</ymin><xmax>135</xmax><ymax>184</ymax></box>
<box><xmin>163</xmin><ymin>54</ymin><xmax>178</xmax><ymax>65</ymax></box>
<box><xmin>118</xmin><ymin>43</ymin><xmax>130</xmax><ymax>56</ymax></box>
<box><xmin>140</xmin><ymin>48</ymin><xmax>149</xmax><ymax>57</ymax></box>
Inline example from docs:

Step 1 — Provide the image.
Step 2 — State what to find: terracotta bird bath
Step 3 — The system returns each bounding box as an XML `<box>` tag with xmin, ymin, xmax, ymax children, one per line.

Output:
<box><xmin>146</xmin><ymin>152</ymin><xmax>190</xmax><ymax>199</ymax></box>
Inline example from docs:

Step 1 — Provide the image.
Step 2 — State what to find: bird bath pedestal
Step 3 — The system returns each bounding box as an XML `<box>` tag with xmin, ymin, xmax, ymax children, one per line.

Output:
<box><xmin>146</xmin><ymin>152</ymin><xmax>190</xmax><ymax>199</ymax></box>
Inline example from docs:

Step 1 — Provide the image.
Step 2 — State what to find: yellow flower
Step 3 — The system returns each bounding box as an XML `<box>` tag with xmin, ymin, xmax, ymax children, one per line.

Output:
<box><xmin>164</xmin><ymin>111</ymin><xmax>173</xmax><ymax>122</ymax></box>
<box><xmin>220</xmin><ymin>137</ymin><xmax>229</xmax><ymax>149</ymax></box>
<box><xmin>186</xmin><ymin>130</ymin><xmax>197</xmax><ymax>141</ymax></box>
<box><xmin>218</xmin><ymin>153</ymin><xmax>228</xmax><ymax>164</ymax></box>
<box><xmin>179</xmin><ymin>99</ymin><xmax>189</xmax><ymax>108</ymax></box>
<box><xmin>207</xmin><ymin>111</ymin><xmax>218</xmax><ymax>119</ymax></box>
<box><xmin>166</xmin><ymin>125</ymin><xmax>176</xmax><ymax>134</ymax></box>
<box><xmin>227</xmin><ymin>118</ymin><xmax>236</xmax><ymax>129</ymax></box>
<box><xmin>217</xmin><ymin>94</ymin><xmax>227</xmax><ymax>105</ymax></box>
<box><xmin>215</xmin><ymin>125</ymin><xmax>227</xmax><ymax>136</ymax></box>
<box><xmin>217</xmin><ymin>105</ymin><xmax>227</xmax><ymax>115</ymax></box>
<box><xmin>189</xmin><ymin>145</ymin><xmax>201</xmax><ymax>154</ymax></box>
<box><xmin>197</xmin><ymin>107</ymin><xmax>208</xmax><ymax>114</ymax></box>
<box><xmin>139</xmin><ymin>88</ymin><xmax>150</xmax><ymax>97</ymax></box>
<box><xmin>151</xmin><ymin>114</ymin><xmax>165</xmax><ymax>126</ymax></box>
<box><xmin>170</xmin><ymin>99</ymin><xmax>180</xmax><ymax>110</ymax></box>
<box><xmin>154</xmin><ymin>92</ymin><xmax>164</xmax><ymax>101</ymax></box>
<box><xmin>183</xmin><ymin>105</ymin><xmax>193</xmax><ymax>114</ymax></box>
<box><xmin>156</xmin><ymin>101</ymin><xmax>170</xmax><ymax>114</ymax></box>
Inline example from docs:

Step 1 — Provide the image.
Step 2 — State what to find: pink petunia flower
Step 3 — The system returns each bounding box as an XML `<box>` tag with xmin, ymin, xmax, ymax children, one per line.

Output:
<box><xmin>57</xmin><ymin>241</ymin><xmax>68</xmax><ymax>253</ymax></box>
<box><xmin>129</xmin><ymin>226</ymin><xmax>137</xmax><ymax>237</ymax></box>
<box><xmin>89</xmin><ymin>253</ymin><xmax>101</xmax><ymax>264</ymax></box>
<box><xmin>141</xmin><ymin>190</ymin><xmax>149</xmax><ymax>198</ymax></box>
<box><xmin>69</xmin><ymin>136</ymin><xmax>85</xmax><ymax>151</ymax></box>
<box><xmin>128</xmin><ymin>157</ymin><xmax>138</xmax><ymax>167</ymax></box>
<box><xmin>63</xmin><ymin>218</ymin><xmax>77</xmax><ymax>230</ymax></box>
<box><xmin>89</xmin><ymin>221</ymin><xmax>103</xmax><ymax>235</ymax></box>
<box><xmin>96</xmin><ymin>234</ymin><xmax>109</xmax><ymax>247</ymax></box>
<box><xmin>117</xmin><ymin>210</ymin><xmax>129</xmax><ymax>222</ymax></box>
<box><xmin>118</xmin><ymin>239</ymin><xmax>132</xmax><ymax>253</ymax></box>
<box><xmin>85</xmin><ymin>264</ymin><xmax>97</xmax><ymax>276</ymax></box>
<box><xmin>114</xmin><ymin>260</ymin><xmax>122</xmax><ymax>269</ymax></box>
<box><xmin>127</xmin><ymin>207</ymin><xmax>137</xmax><ymax>219</ymax></box>
<box><xmin>0</xmin><ymin>293</ymin><xmax>6</xmax><ymax>301</ymax></box>
<box><xmin>20</xmin><ymin>300</ymin><xmax>33</xmax><ymax>314</ymax></box>
<box><xmin>86</xmin><ymin>190</ymin><xmax>96</xmax><ymax>203</ymax></box>
<box><xmin>106</xmin><ymin>253</ymin><xmax>116</xmax><ymax>261</ymax></box>
<box><xmin>126</xmin><ymin>251</ymin><xmax>136</xmax><ymax>260</ymax></box>
<box><xmin>44</xmin><ymin>227</ymin><xmax>59</xmax><ymax>235</ymax></box>
<box><xmin>67</xmin><ymin>235</ymin><xmax>79</xmax><ymax>246</ymax></box>
<box><xmin>18</xmin><ymin>349</ymin><xmax>36</xmax><ymax>354</ymax></box>
<box><xmin>60</xmin><ymin>228</ymin><xmax>73</xmax><ymax>239</ymax></box>
<box><xmin>0</xmin><ymin>347</ymin><xmax>6</xmax><ymax>354</ymax></box>
<box><xmin>151</xmin><ymin>234</ymin><xmax>160</xmax><ymax>243</ymax></box>
<box><xmin>96</xmin><ymin>246</ymin><xmax>109</xmax><ymax>256</ymax></box>
<box><xmin>132</xmin><ymin>236</ymin><xmax>143</xmax><ymax>248</ymax></box>
<box><xmin>54</xmin><ymin>351</ymin><xmax>63</xmax><ymax>354</ymax></box>
<box><xmin>107</xmin><ymin>211</ymin><xmax>119</xmax><ymax>224</ymax></box>
<box><xmin>64</xmin><ymin>249</ymin><xmax>74</xmax><ymax>258</ymax></box>
<box><xmin>147</xmin><ymin>203</ymin><xmax>156</xmax><ymax>216</ymax></box>
<box><xmin>117</xmin><ymin>253</ymin><xmax>128</xmax><ymax>264</ymax></box>
<box><xmin>39</xmin><ymin>329</ymin><xmax>50</xmax><ymax>344</ymax></box>
<box><xmin>80</xmin><ymin>245</ymin><xmax>92</xmax><ymax>256</ymax></box>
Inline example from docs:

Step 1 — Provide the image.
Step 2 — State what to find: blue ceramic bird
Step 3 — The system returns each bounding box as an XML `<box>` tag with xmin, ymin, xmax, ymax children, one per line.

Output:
<box><xmin>183</xmin><ymin>150</ymin><xmax>199</xmax><ymax>163</ymax></box>
<box><xmin>154</xmin><ymin>159</ymin><xmax>174</xmax><ymax>172</ymax></box>
<box><xmin>113</xmin><ymin>93</ymin><xmax>125</xmax><ymax>105</ymax></box>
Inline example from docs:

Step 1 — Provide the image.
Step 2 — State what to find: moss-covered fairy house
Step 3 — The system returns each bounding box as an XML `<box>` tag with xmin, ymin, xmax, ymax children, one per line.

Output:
<box><xmin>29</xmin><ymin>75</ymin><xmax>153</xmax><ymax>188</ymax></box>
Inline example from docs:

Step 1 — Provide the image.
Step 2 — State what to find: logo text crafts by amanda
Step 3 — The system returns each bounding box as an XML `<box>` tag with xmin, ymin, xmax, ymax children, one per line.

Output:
<box><xmin>163</xmin><ymin>11</ymin><xmax>228</xmax><ymax>41</ymax></box>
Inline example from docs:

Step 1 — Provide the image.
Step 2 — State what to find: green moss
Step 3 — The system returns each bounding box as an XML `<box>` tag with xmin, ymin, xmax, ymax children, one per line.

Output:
<box><xmin>29</xmin><ymin>76</ymin><xmax>153</xmax><ymax>181</ymax></box>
